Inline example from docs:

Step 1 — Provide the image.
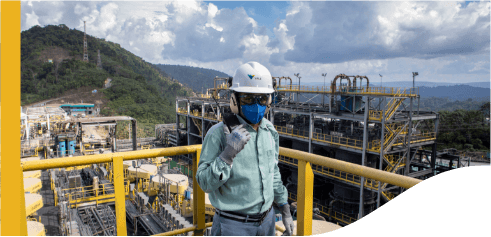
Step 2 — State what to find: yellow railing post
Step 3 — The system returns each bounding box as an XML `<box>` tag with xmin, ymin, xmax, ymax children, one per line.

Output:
<box><xmin>297</xmin><ymin>160</ymin><xmax>314</xmax><ymax>236</ymax></box>
<box><xmin>17</xmin><ymin>163</ymin><xmax>29</xmax><ymax>235</ymax></box>
<box><xmin>193</xmin><ymin>148</ymin><xmax>206</xmax><ymax>236</ymax></box>
<box><xmin>112</xmin><ymin>156</ymin><xmax>127</xmax><ymax>236</ymax></box>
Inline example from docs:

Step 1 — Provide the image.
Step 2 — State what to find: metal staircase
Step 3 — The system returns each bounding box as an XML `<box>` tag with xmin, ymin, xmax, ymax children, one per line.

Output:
<box><xmin>383</xmin><ymin>123</ymin><xmax>408</xmax><ymax>152</ymax></box>
<box><xmin>384</xmin><ymin>97</ymin><xmax>405</xmax><ymax>121</ymax></box>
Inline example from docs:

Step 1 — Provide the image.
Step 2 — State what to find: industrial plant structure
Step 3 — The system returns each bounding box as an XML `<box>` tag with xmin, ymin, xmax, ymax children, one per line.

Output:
<box><xmin>164</xmin><ymin>74</ymin><xmax>443</xmax><ymax>224</ymax></box>
<box><xmin>17</xmin><ymin>73</ymin><xmax>472</xmax><ymax>236</ymax></box>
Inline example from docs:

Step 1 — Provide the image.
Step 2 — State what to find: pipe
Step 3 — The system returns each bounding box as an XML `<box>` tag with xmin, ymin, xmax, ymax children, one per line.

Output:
<box><xmin>328</xmin><ymin>199</ymin><xmax>338</xmax><ymax>221</ymax></box>
<box><xmin>273</xmin><ymin>77</ymin><xmax>293</xmax><ymax>89</ymax></box>
<box><xmin>331</xmin><ymin>74</ymin><xmax>351</xmax><ymax>93</ymax></box>
<box><xmin>353</xmin><ymin>75</ymin><xmax>369</xmax><ymax>89</ymax></box>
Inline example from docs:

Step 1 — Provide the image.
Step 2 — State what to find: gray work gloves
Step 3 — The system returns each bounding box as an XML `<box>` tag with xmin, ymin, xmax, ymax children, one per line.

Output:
<box><xmin>219</xmin><ymin>124</ymin><xmax>251</xmax><ymax>166</ymax></box>
<box><xmin>279</xmin><ymin>203</ymin><xmax>294</xmax><ymax>236</ymax></box>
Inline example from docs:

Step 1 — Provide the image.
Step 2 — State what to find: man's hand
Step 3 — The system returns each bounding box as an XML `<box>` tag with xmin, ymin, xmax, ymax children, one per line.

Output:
<box><xmin>279</xmin><ymin>203</ymin><xmax>294</xmax><ymax>236</ymax></box>
<box><xmin>219</xmin><ymin>124</ymin><xmax>251</xmax><ymax>166</ymax></box>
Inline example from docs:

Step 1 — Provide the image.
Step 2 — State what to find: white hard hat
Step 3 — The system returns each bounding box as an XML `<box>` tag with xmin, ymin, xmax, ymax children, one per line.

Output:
<box><xmin>229</xmin><ymin>62</ymin><xmax>274</xmax><ymax>94</ymax></box>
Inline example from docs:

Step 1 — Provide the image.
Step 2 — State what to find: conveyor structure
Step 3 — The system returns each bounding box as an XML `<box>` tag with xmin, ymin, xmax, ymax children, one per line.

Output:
<box><xmin>126</xmin><ymin>199</ymin><xmax>170</xmax><ymax>236</ymax></box>
<box><xmin>76</xmin><ymin>205</ymin><xmax>117</xmax><ymax>236</ymax></box>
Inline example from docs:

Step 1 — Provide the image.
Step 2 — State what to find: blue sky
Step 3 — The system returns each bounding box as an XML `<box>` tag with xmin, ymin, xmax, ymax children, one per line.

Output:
<box><xmin>20</xmin><ymin>1</ymin><xmax>490</xmax><ymax>84</ymax></box>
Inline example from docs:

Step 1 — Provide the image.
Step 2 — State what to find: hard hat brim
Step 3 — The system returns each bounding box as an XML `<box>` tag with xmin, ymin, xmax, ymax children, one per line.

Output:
<box><xmin>230</xmin><ymin>86</ymin><xmax>274</xmax><ymax>94</ymax></box>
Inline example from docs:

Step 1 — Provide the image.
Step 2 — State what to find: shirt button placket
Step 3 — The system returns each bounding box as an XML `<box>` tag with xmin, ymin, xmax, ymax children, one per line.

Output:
<box><xmin>254</xmin><ymin>128</ymin><xmax>266</xmax><ymax>213</ymax></box>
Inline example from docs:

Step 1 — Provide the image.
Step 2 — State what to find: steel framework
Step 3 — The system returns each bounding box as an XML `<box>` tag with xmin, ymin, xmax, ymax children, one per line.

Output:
<box><xmin>173</xmin><ymin>73</ymin><xmax>438</xmax><ymax>224</ymax></box>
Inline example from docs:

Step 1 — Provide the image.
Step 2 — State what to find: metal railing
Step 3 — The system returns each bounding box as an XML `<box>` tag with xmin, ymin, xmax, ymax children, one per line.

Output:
<box><xmin>288</xmin><ymin>192</ymin><xmax>358</xmax><ymax>226</ymax></box>
<box><xmin>275</xmin><ymin>125</ymin><xmax>379</xmax><ymax>152</ymax></box>
<box><xmin>177</xmin><ymin>108</ymin><xmax>188</xmax><ymax>114</ymax></box>
<box><xmin>276</xmin><ymin>85</ymin><xmax>418</xmax><ymax>97</ymax></box>
<box><xmin>62</xmin><ymin>181</ymin><xmax>130</xmax><ymax>208</ymax></box>
<box><xmin>17</xmin><ymin>145</ymin><xmax>421</xmax><ymax>236</ymax></box>
<box><xmin>279</xmin><ymin>155</ymin><xmax>380</xmax><ymax>191</ymax></box>
<box><xmin>204</xmin><ymin>114</ymin><xmax>222</xmax><ymax>121</ymax></box>
<box><xmin>369</xmin><ymin>110</ymin><xmax>383</xmax><ymax>121</ymax></box>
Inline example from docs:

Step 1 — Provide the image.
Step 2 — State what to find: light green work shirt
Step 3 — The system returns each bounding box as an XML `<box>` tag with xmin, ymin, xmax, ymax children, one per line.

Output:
<box><xmin>195</xmin><ymin>115</ymin><xmax>288</xmax><ymax>215</ymax></box>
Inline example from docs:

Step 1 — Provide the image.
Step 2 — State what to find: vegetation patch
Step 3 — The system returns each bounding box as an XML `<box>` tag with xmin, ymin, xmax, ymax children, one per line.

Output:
<box><xmin>21</xmin><ymin>24</ymin><xmax>191</xmax><ymax>137</ymax></box>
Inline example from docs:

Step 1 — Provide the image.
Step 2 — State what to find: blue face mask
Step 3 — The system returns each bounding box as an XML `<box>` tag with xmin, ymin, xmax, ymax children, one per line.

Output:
<box><xmin>241</xmin><ymin>103</ymin><xmax>267</xmax><ymax>124</ymax></box>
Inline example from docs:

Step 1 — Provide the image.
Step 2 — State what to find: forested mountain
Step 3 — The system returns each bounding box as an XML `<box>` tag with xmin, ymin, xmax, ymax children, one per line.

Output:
<box><xmin>418</xmin><ymin>85</ymin><xmax>490</xmax><ymax>101</ymax></box>
<box><xmin>21</xmin><ymin>24</ymin><xmax>192</xmax><ymax>137</ymax></box>
<box><xmin>154</xmin><ymin>64</ymin><xmax>230</xmax><ymax>93</ymax></box>
<box><xmin>436</xmin><ymin>109</ymin><xmax>490</xmax><ymax>152</ymax></box>
<box><xmin>417</xmin><ymin>97</ymin><xmax>489</xmax><ymax>112</ymax></box>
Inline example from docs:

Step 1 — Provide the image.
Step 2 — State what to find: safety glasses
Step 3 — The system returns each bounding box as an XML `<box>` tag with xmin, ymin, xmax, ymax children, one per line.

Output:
<box><xmin>238</xmin><ymin>93</ymin><xmax>271</xmax><ymax>105</ymax></box>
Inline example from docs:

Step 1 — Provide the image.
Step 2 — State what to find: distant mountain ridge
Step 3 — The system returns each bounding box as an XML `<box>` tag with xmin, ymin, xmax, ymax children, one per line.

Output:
<box><xmin>154</xmin><ymin>64</ymin><xmax>230</xmax><ymax>93</ymax></box>
<box><xmin>290</xmin><ymin>84</ymin><xmax>489</xmax><ymax>107</ymax></box>
<box><xmin>418</xmin><ymin>85</ymin><xmax>490</xmax><ymax>101</ymax></box>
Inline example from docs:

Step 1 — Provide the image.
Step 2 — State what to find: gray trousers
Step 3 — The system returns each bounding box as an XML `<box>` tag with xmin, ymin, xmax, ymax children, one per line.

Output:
<box><xmin>210</xmin><ymin>208</ymin><xmax>275</xmax><ymax>236</ymax></box>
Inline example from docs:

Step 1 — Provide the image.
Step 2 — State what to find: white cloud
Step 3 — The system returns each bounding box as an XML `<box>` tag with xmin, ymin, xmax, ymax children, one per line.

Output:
<box><xmin>19</xmin><ymin>1</ymin><xmax>490</xmax><ymax>84</ymax></box>
<box><xmin>469</xmin><ymin>61</ymin><xmax>489</xmax><ymax>72</ymax></box>
<box><xmin>98</xmin><ymin>3</ymin><xmax>119</xmax><ymax>32</ymax></box>
<box><xmin>276</xmin><ymin>1</ymin><xmax>490</xmax><ymax>65</ymax></box>
<box><xmin>74</xmin><ymin>4</ymin><xmax>89</xmax><ymax>16</ymax></box>
<box><xmin>25</xmin><ymin>10</ymin><xmax>40</xmax><ymax>30</ymax></box>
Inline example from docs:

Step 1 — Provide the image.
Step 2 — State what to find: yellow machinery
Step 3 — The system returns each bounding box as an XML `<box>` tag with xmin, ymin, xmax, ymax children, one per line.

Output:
<box><xmin>104</xmin><ymin>161</ymin><xmax>133</xmax><ymax>183</ymax></box>
<box><xmin>25</xmin><ymin>194</ymin><xmax>44</xmax><ymax>217</ymax></box>
<box><xmin>148</xmin><ymin>173</ymin><xmax>188</xmax><ymax>196</ymax></box>
<box><xmin>147</xmin><ymin>174</ymin><xmax>214</xmax><ymax>218</ymax></box>
<box><xmin>27</xmin><ymin>220</ymin><xmax>46</xmax><ymax>236</ymax></box>
<box><xmin>63</xmin><ymin>164</ymin><xmax>92</xmax><ymax>172</ymax></box>
<box><xmin>123</xmin><ymin>161</ymin><xmax>132</xmax><ymax>179</ymax></box>
<box><xmin>127</xmin><ymin>164</ymin><xmax>158</xmax><ymax>182</ymax></box>
<box><xmin>24</xmin><ymin>178</ymin><xmax>42</xmax><ymax>194</ymax></box>
<box><xmin>151</xmin><ymin>156</ymin><xmax>169</xmax><ymax>167</ymax></box>
<box><xmin>133</xmin><ymin>178</ymin><xmax>151</xmax><ymax>193</ymax></box>
<box><xmin>181</xmin><ymin>193</ymin><xmax>215</xmax><ymax>218</ymax></box>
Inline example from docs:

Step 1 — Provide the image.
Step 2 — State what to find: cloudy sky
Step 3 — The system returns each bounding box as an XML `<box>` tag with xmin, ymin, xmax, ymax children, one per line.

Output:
<box><xmin>21</xmin><ymin>1</ymin><xmax>490</xmax><ymax>85</ymax></box>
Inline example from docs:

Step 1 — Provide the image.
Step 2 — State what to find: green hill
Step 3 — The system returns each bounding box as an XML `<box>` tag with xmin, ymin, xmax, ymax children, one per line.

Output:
<box><xmin>154</xmin><ymin>64</ymin><xmax>230</xmax><ymax>93</ymax></box>
<box><xmin>21</xmin><ymin>24</ymin><xmax>192</xmax><ymax>137</ymax></box>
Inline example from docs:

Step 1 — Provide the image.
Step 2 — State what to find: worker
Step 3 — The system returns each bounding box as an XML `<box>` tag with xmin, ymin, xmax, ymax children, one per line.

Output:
<box><xmin>196</xmin><ymin>62</ymin><xmax>294</xmax><ymax>236</ymax></box>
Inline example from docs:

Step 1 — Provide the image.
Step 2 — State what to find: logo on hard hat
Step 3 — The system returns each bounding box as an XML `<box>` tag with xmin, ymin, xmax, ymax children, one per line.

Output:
<box><xmin>248</xmin><ymin>74</ymin><xmax>261</xmax><ymax>81</ymax></box>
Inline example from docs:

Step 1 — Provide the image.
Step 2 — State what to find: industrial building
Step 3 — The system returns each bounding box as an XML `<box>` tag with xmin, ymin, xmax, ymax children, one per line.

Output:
<box><xmin>164</xmin><ymin>74</ymin><xmax>444</xmax><ymax>224</ymax></box>
<box><xmin>16</xmin><ymin>74</ymin><xmax>472</xmax><ymax>236</ymax></box>
<box><xmin>59</xmin><ymin>103</ymin><xmax>95</xmax><ymax>117</ymax></box>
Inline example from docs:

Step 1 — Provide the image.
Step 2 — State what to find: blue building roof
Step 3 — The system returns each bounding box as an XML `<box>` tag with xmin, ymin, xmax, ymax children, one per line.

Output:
<box><xmin>60</xmin><ymin>104</ymin><xmax>94</xmax><ymax>108</ymax></box>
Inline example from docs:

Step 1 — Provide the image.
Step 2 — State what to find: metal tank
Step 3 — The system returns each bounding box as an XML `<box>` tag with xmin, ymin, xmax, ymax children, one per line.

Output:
<box><xmin>67</xmin><ymin>134</ymin><xmax>76</xmax><ymax>156</ymax></box>
<box><xmin>57</xmin><ymin>135</ymin><xmax>67</xmax><ymax>157</ymax></box>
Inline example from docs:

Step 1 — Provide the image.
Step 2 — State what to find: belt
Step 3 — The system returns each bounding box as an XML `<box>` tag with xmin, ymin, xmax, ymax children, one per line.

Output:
<box><xmin>216</xmin><ymin>205</ymin><xmax>272</xmax><ymax>224</ymax></box>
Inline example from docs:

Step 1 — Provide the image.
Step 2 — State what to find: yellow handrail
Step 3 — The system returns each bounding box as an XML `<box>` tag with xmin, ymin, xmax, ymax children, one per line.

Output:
<box><xmin>274</xmin><ymin>125</ymin><xmax>380</xmax><ymax>152</ymax></box>
<box><xmin>18</xmin><ymin>145</ymin><xmax>421</xmax><ymax>236</ymax></box>
<box><xmin>276</xmin><ymin>85</ymin><xmax>418</xmax><ymax>97</ymax></box>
